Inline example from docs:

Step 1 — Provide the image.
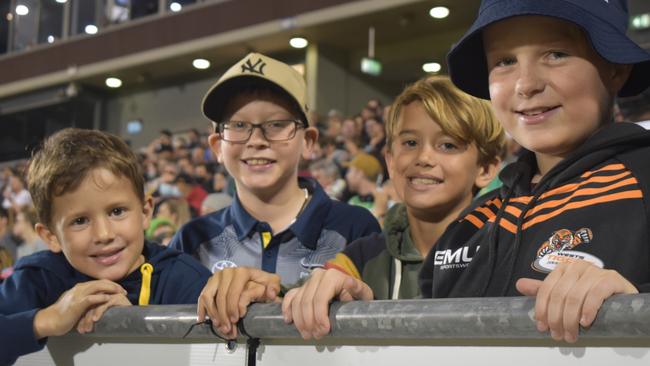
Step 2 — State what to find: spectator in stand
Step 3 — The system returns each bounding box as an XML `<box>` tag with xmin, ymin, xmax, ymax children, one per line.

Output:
<box><xmin>145</xmin><ymin>218</ymin><xmax>176</xmax><ymax>246</ymax></box>
<box><xmin>324</xmin><ymin>111</ymin><xmax>343</xmax><ymax>140</ymax></box>
<box><xmin>191</xmin><ymin>146</ymin><xmax>207</xmax><ymax>165</ymax></box>
<box><xmin>212</xmin><ymin>167</ymin><xmax>230</xmax><ymax>194</ymax></box>
<box><xmin>175</xmin><ymin>173</ymin><xmax>208</xmax><ymax>217</ymax></box>
<box><xmin>345</xmin><ymin>152</ymin><xmax>383</xmax><ymax>213</ymax></box>
<box><xmin>361</xmin><ymin>106</ymin><xmax>375</xmax><ymax>121</ymax></box>
<box><xmin>0</xmin><ymin>207</ymin><xmax>18</xmax><ymax>265</ymax></box>
<box><xmin>2</xmin><ymin>174</ymin><xmax>32</xmax><ymax>213</ymax></box>
<box><xmin>309</xmin><ymin>159</ymin><xmax>346</xmax><ymax>200</ymax></box>
<box><xmin>0</xmin><ymin>167</ymin><xmax>13</xmax><ymax>194</ymax></box>
<box><xmin>363</xmin><ymin>117</ymin><xmax>386</xmax><ymax>158</ymax></box>
<box><xmin>319</xmin><ymin>135</ymin><xmax>349</xmax><ymax>164</ymax></box>
<box><xmin>150</xmin><ymin>162</ymin><xmax>182</xmax><ymax>198</ymax></box>
<box><xmin>155</xmin><ymin>197</ymin><xmax>192</xmax><ymax>230</ymax></box>
<box><xmin>366</xmin><ymin>98</ymin><xmax>384</xmax><ymax>119</ymax></box>
<box><xmin>177</xmin><ymin>157</ymin><xmax>194</xmax><ymax>176</ymax></box>
<box><xmin>150</xmin><ymin>129</ymin><xmax>174</xmax><ymax>160</ymax></box>
<box><xmin>187</xmin><ymin>128</ymin><xmax>202</xmax><ymax>149</ymax></box>
<box><xmin>194</xmin><ymin>163</ymin><xmax>214</xmax><ymax>193</ymax></box>
<box><xmin>13</xmin><ymin>208</ymin><xmax>48</xmax><ymax>260</ymax></box>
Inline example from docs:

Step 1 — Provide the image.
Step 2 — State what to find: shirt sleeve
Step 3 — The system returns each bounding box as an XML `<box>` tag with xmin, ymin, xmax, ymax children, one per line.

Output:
<box><xmin>0</xmin><ymin>310</ymin><xmax>46</xmax><ymax>365</ymax></box>
<box><xmin>0</xmin><ymin>268</ymin><xmax>54</xmax><ymax>364</ymax></box>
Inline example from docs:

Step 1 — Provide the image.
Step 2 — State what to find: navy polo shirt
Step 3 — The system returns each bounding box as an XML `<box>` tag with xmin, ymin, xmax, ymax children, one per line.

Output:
<box><xmin>169</xmin><ymin>178</ymin><xmax>381</xmax><ymax>286</ymax></box>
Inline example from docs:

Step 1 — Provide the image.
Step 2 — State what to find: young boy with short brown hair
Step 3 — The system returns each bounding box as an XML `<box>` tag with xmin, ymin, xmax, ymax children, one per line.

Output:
<box><xmin>0</xmin><ymin>128</ymin><xmax>211</xmax><ymax>365</ymax></box>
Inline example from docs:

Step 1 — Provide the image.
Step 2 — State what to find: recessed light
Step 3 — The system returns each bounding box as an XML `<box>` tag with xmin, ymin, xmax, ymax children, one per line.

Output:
<box><xmin>192</xmin><ymin>58</ymin><xmax>210</xmax><ymax>69</ymax></box>
<box><xmin>422</xmin><ymin>62</ymin><xmax>442</xmax><ymax>73</ymax></box>
<box><xmin>429</xmin><ymin>6</ymin><xmax>450</xmax><ymax>19</ymax></box>
<box><xmin>106</xmin><ymin>77</ymin><xmax>122</xmax><ymax>88</ymax></box>
<box><xmin>289</xmin><ymin>37</ymin><xmax>308</xmax><ymax>49</ymax></box>
<box><xmin>169</xmin><ymin>2</ymin><xmax>182</xmax><ymax>12</ymax></box>
<box><xmin>15</xmin><ymin>5</ymin><xmax>29</xmax><ymax>16</ymax></box>
<box><xmin>85</xmin><ymin>24</ymin><xmax>98</xmax><ymax>34</ymax></box>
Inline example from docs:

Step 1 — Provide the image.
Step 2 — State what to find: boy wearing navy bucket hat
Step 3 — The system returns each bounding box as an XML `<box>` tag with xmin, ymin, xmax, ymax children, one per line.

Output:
<box><xmin>418</xmin><ymin>0</ymin><xmax>650</xmax><ymax>343</ymax></box>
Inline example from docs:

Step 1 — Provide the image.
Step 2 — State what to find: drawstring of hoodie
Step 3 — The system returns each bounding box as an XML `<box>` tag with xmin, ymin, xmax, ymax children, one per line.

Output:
<box><xmin>478</xmin><ymin>172</ymin><xmax>521</xmax><ymax>297</ymax></box>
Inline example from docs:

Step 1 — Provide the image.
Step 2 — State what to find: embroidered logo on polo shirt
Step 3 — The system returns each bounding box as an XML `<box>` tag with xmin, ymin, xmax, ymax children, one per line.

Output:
<box><xmin>212</xmin><ymin>260</ymin><xmax>238</xmax><ymax>273</ymax></box>
<box><xmin>299</xmin><ymin>257</ymin><xmax>325</xmax><ymax>270</ymax></box>
<box><xmin>532</xmin><ymin>228</ymin><xmax>603</xmax><ymax>273</ymax></box>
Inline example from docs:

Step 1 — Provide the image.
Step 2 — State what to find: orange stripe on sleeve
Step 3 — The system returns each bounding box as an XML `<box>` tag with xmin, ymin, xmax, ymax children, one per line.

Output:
<box><xmin>523</xmin><ymin>190</ymin><xmax>643</xmax><ymax>230</ymax></box>
<box><xmin>579</xmin><ymin>163</ymin><xmax>625</xmax><ymax>178</ymax></box>
<box><xmin>324</xmin><ymin>253</ymin><xmax>362</xmax><ymax>280</ymax></box>
<box><xmin>499</xmin><ymin>218</ymin><xmax>518</xmax><ymax>234</ymax></box>
<box><xmin>539</xmin><ymin>171</ymin><xmax>631</xmax><ymax>199</ymax></box>
<box><xmin>524</xmin><ymin>177</ymin><xmax>639</xmax><ymax>218</ymax></box>
<box><xmin>466</xmin><ymin>214</ymin><xmax>485</xmax><ymax>229</ymax></box>
<box><xmin>475</xmin><ymin>206</ymin><xmax>497</xmax><ymax>219</ymax></box>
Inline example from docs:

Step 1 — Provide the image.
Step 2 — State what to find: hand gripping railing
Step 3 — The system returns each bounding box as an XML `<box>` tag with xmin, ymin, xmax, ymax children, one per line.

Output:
<box><xmin>88</xmin><ymin>294</ymin><xmax>650</xmax><ymax>341</ymax></box>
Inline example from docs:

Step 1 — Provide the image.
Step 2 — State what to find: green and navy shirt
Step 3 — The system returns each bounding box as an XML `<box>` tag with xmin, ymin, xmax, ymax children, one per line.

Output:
<box><xmin>170</xmin><ymin>178</ymin><xmax>381</xmax><ymax>286</ymax></box>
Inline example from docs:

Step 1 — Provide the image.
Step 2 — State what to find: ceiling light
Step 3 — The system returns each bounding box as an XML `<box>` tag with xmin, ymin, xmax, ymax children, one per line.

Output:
<box><xmin>85</xmin><ymin>24</ymin><xmax>98</xmax><ymax>34</ymax></box>
<box><xmin>15</xmin><ymin>5</ymin><xmax>29</xmax><ymax>16</ymax></box>
<box><xmin>105</xmin><ymin>77</ymin><xmax>122</xmax><ymax>88</ymax></box>
<box><xmin>192</xmin><ymin>58</ymin><xmax>210</xmax><ymax>69</ymax></box>
<box><xmin>422</xmin><ymin>62</ymin><xmax>442</xmax><ymax>73</ymax></box>
<box><xmin>47</xmin><ymin>35</ymin><xmax>55</xmax><ymax>44</ymax></box>
<box><xmin>429</xmin><ymin>6</ymin><xmax>450</xmax><ymax>19</ymax></box>
<box><xmin>56</xmin><ymin>0</ymin><xmax>68</xmax><ymax>3</ymax></box>
<box><xmin>289</xmin><ymin>37</ymin><xmax>308</xmax><ymax>49</ymax></box>
<box><xmin>169</xmin><ymin>2</ymin><xmax>182</xmax><ymax>12</ymax></box>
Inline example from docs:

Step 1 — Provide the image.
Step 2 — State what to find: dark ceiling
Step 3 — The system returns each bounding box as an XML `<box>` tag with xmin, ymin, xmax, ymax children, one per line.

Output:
<box><xmin>79</xmin><ymin>0</ymin><xmax>482</xmax><ymax>97</ymax></box>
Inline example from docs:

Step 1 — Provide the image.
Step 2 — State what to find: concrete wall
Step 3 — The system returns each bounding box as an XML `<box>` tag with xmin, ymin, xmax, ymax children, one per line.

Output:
<box><xmin>308</xmin><ymin>44</ymin><xmax>392</xmax><ymax>118</ymax></box>
<box><xmin>104</xmin><ymin>78</ymin><xmax>215</xmax><ymax>149</ymax></box>
<box><xmin>104</xmin><ymin>47</ymin><xmax>393</xmax><ymax>149</ymax></box>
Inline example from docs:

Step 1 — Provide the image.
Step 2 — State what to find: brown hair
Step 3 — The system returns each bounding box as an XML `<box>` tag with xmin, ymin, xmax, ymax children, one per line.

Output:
<box><xmin>386</xmin><ymin>76</ymin><xmax>505</xmax><ymax>164</ymax></box>
<box><xmin>27</xmin><ymin>128</ymin><xmax>144</xmax><ymax>226</ymax></box>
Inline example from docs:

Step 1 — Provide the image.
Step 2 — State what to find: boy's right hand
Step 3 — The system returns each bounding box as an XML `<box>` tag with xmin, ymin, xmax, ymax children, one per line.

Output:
<box><xmin>197</xmin><ymin>267</ymin><xmax>281</xmax><ymax>339</ymax></box>
<box><xmin>33</xmin><ymin>280</ymin><xmax>127</xmax><ymax>339</ymax></box>
<box><xmin>281</xmin><ymin>268</ymin><xmax>373</xmax><ymax>340</ymax></box>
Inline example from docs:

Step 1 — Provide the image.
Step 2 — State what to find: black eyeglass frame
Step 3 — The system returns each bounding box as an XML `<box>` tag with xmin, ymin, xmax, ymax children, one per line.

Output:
<box><xmin>216</xmin><ymin>119</ymin><xmax>305</xmax><ymax>143</ymax></box>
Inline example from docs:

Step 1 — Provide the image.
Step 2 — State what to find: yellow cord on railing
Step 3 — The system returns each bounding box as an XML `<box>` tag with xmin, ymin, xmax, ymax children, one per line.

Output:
<box><xmin>139</xmin><ymin>263</ymin><xmax>153</xmax><ymax>306</ymax></box>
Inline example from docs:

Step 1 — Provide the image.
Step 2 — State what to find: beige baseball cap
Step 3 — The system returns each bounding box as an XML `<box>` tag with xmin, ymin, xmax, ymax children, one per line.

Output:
<box><xmin>201</xmin><ymin>52</ymin><xmax>309</xmax><ymax>126</ymax></box>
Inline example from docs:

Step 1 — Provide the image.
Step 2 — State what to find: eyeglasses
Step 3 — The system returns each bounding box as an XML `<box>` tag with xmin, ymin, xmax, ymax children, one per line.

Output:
<box><xmin>217</xmin><ymin>120</ymin><xmax>303</xmax><ymax>143</ymax></box>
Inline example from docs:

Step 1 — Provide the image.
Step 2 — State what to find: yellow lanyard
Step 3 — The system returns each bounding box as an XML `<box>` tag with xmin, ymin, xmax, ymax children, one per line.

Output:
<box><xmin>138</xmin><ymin>263</ymin><xmax>153</xmax><ymax>306</ymax></box>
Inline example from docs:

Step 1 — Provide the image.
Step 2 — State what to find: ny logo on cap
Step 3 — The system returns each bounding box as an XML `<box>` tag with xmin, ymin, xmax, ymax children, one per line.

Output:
<box><xmin>241</xmin><ymin>58</ymin><xmax>266</xmax><ymax>75</ymax></box>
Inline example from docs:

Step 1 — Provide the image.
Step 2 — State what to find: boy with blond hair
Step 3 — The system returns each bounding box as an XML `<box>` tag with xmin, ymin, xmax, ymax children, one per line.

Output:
<box><xmin>281</xmin><ymin>76</ymin><xmax>505</xmax><ymax>338</ymax></box>
<box><xmin>0</xmin><ymin>129</ymin><xmax>211</xmax><ymax>365</ymax></box>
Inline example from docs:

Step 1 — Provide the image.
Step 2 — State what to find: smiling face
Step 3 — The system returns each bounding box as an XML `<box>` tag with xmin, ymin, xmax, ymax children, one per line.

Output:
<box><xmin>36</xmin><ymin>168</ymin><xmax>152</xmax><ymax>281</ymax></box>
<box><xmin>483</xmin><ymin>16</ymin><xmax>630</xmax><ymax>172</ymax></box>
<box><xmin>208</xmin><ymin>92</ymin><xmax>317</xmax><ymax>198</ymax></box>
<box><xmin>386</xmin><ymin>101</ymin><xmax>493</xmax><ymax>218</ymax></box>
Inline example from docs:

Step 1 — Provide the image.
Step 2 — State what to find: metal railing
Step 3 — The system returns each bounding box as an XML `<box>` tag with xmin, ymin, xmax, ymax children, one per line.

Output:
<box><xmin>89</xmin><ymin>293</ymin><xmax>650</xmax><ymax>341</ymax></box>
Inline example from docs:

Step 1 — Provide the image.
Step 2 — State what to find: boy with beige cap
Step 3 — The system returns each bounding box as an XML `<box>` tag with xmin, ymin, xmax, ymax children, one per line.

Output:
<box><xmin>169</xmin><ymin>53</ymin><xmax>380</xmax><ymax>337</ymax></box>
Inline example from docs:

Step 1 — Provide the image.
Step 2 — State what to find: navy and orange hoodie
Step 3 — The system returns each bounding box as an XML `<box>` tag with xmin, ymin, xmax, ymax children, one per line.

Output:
<box><xmin>419</xmin><ymin>122</ymin><xmax>650</xmax><ymax>298</ymax></box>
<box><xmin>0</xmin><ymin>241</ymin><xmax>211</xmax><ymax>365</ymax></box>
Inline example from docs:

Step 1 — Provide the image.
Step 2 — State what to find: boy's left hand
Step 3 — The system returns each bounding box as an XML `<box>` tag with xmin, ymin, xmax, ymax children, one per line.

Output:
<box><xmin>516</xmin><ymin>260</ymin><xmax>638</xmax><ymax>343</ymax></box>
<box><xmin>197</xmin><ymin>267</ymin><xmax>281</xmax><ymax>339</ymax></box>
<box><xmin>76</xmin><ymin>293</ymin><xmax>131</xmax><ymax>334</ymax></box>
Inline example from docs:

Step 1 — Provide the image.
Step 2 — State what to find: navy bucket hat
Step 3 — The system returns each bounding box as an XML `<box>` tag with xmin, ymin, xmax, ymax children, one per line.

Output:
<box><xmin>447</xmin><ymin>0</ymin><xmax>650</xmax><ymax>99</ymax></box>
